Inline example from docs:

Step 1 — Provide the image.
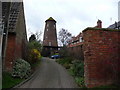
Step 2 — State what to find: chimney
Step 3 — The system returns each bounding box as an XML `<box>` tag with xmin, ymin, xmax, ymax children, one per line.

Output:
<box><xmin>97</xmin><ymin>19</ymin><xmax>102</xmax><ymax>28</ymax></box>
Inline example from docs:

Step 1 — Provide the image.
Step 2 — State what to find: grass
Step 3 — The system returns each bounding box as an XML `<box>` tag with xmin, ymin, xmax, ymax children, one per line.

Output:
<box><xmin>75</xmin><ymin>77</ymin><xmax>86</xmax><ymax>88</ymax></box>
<box><xmin>56</xmin><ymin>58</ymin><xmax>85</xmax><ymax>88</ymax></box>
<box><xmin>2</xmin><ymin>72</ymin><xmax>25</xmax><ymax>88</ymax></box>
<box><xmin>92</xmin><ymin>84</ymin><xmax>120</xmax><ymax>89</ymax></box>
<box><xmin>68</xmin><ymin>68</ymin><xmax>86</xmax><ymax>88</ymax></box>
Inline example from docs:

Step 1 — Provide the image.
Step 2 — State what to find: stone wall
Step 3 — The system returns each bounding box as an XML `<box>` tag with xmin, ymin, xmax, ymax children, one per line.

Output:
<box><xmin>83</xmin><ymin>28</ymin><xmax>120</xmax><ymax>87</ymax></box>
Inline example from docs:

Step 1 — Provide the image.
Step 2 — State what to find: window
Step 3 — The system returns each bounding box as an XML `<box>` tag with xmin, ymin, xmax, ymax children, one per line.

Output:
<box><xmin>46</xmin><ymin>36</ymin><xmax>47</xmax><ymax>39</ymax></box>
<box><xmin>49</xmin><ymin>42</ymin><xmax>51</xmax><ymax>46</ymax></box>
<box><xmin>54</xmin><ymin>24</ymin><xmax>55</xmax><ymax>28</ymax></box>
<box><xmin>79</xmin><ymin>37</ymin><xmax>83</xmax><ymax>42</ymax></box>
<box><xmin>47</xmin><ymin>24</ymin><xmax>49</xmax><ymax>27</ymax></box>
<box><xmin>47</xmin><ymin>29</ymin><xmax>48</xmax><ymax>31</ymax></box>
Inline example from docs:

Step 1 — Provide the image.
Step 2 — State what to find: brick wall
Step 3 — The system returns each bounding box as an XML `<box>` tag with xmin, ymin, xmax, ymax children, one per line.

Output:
<box><xmin>5</xmin><ymin>33</ymin><xmax>16</xmax><ymax>72</ymax></box>
<box><xmin>68</xmin><ymin>45</ymin><xmax>84</xmax><ymax>60</ymax></box>
<box><xmin>43</xmin><ymin>19</ymin><xmax>58</xmax><ymax>47</ymax></box>
<box><xmin>83</xmin><ymin>28</ymin><xmax>120</xmax><ymax>87</ymax></box>
<box><xmin>4</xmin><ymin>2</ymin><xmax>27</xmax><ymax>72</ymax></box>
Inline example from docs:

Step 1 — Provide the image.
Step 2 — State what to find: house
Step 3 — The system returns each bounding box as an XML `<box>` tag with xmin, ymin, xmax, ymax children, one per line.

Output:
<box><xmin>2</xmin><ymin>1</ymin><xmax>27</xmax><ymax>72</ymax></box>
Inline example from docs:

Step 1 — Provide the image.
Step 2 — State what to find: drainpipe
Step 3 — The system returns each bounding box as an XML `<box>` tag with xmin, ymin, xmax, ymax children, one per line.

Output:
<box><xmin>2</xmin><ymin>2</ymin><xmax>11</xmax><ymax>71</ymax></box>
<box><xmin>0</xmin><ymin>1</ymin><xmax>2</xmax><ymax>89</ymax></box>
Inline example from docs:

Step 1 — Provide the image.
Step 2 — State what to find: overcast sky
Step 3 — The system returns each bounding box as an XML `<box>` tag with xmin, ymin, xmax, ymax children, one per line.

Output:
<box><xmin>23</xmin><ymin>0</ymin><xmax>119</xmax><ymax>40</ymax></box>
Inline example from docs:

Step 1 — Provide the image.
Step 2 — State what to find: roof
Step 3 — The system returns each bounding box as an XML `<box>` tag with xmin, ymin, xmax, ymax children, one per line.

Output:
<box><xmin>108</xmin><ymin>21</ymin><xmax>120</xmax><ymax>29</ymax></box>
<box><xmin>45</xmin><ymin>17</ymin><xmax>56</xmax><ymax>22</ymax></box>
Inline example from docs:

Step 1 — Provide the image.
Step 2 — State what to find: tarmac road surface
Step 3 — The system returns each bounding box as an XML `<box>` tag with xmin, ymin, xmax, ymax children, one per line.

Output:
<box><xmin>19</xmin><ymin>57</ymin><xmax>78</xmax><ymax>88</ymax></box>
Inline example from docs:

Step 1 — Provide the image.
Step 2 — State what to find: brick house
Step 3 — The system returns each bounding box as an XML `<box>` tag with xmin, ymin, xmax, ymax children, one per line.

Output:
<box><xmin>2</xmin><ymin>2</ymin><xmax>27</xmax><ymax>72</ymax></box>
<box><xmin>67</xmin><ymin>20</ymin><xmax>120</xmax><ymax>87</ymax></box>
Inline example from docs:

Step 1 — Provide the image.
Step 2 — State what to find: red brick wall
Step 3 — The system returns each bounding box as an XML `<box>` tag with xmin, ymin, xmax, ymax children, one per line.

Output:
<box><xmin>4</xmin><ymin>2</ymin><xmax>27</xmax><ymax>72</ymax></box>
<box><xmin>5</xmin><ymin>33</ymin><xmax>16</xmax><ymax>72</ymax></box>
<box><xmin>14</xmin><ymin>41</ymin><xmax>22</xmax><ymax>60</ymax></box>
<box><xmin>68</xmin><ymin>45</ymin><xmax>84</xmax><ymax>60</ymax></box>
<box><xmin>5</xmin><ymin>34</ymin><xmax>26</xmax><ymax>72</ymax></box>
<box><xmin>83</xmin><ymin>28</ymin><xmax>120</xmax><ymax>87</ymax></box>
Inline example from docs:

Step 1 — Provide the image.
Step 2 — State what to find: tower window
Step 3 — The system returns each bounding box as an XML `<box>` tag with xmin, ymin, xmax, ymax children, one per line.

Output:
<box><xmin>47</xmin><ymin>29</ymin><xmax>48</xmax><ymax>31</ymax></box>
<box><xmin>47</xmin><ymin>24</ymin><xmax>49</xmax><ymax>27</ymax></box>
<box><xmin>46</xmin><ymin>36</ymin><xmax>48</xmax><ymax>39</ymax></box>
<box><xmin>54</xmin><ymin>24</ymin><xmax>55</xmax><ymax>28</ymax></box>
<box><xmin>49</xmin><ymin>42</ymin><xmax>51</xmax><ymax>46</ymax></box>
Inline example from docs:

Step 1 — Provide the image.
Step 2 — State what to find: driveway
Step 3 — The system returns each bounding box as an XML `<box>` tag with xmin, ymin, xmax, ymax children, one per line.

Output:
<box><xmin>19</xmin><ymin>57</ymin><xmax>78</xmax><ymax>88</ymax></box>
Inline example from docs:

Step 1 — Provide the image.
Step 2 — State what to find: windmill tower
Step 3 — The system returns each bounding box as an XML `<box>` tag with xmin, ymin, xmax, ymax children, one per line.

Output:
<box><xmin>42</xmin><ymin>17</ymin><xmax>58</xmax><ymax>56</ymax></box>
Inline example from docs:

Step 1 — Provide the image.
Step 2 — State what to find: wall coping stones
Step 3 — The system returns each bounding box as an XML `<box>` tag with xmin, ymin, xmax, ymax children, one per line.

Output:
<box><xmin>83</xmin><ymin>27</ymin><xmax>120</xmax><ymax>32</ymax></box>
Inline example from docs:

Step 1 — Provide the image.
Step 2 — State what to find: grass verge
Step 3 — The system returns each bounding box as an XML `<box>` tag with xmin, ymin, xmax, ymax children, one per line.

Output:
<box><xmin>56</xmin><ymin>58</ymin><xmax>86</xmax><ymax>88</ymax></box>
<box><xmin>2</xmin><ymin>72</ymin><xmax>25</xmax><ymax>88</ymax></box>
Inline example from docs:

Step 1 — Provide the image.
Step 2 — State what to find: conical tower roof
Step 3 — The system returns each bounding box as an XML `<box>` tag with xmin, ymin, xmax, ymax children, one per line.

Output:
<box><xmin>45</xmin><ymin>17</ymin><xmax>56</xmax><ymax>22</ymax></box>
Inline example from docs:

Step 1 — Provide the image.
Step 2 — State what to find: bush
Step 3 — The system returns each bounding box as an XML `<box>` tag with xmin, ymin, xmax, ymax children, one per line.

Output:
<box><xmin>56</xmin><ymin>57</ymin><xmax>72</xmax><ymax>69</ymax></box>
<box><xmin>28</xmin><ymin>49</ymin><xmax>41</xmax><ymax>64</ymax></box>
<box><xmin>70</xmin><ymin>60</ymin><xmax>84</xmax><ymax>77</ymax></box>
<box><xmin>12</xmin><ymin>59</ymin><xmax>31</xmax><ymax>79</ymax></box>
<box><xmin>27</xmin><ymin>41</ymin><xmax>41</xmax><ymax>52</ymax></box>
<box><xmin>68</xmin><ymin>60</ymin><xmax>85</xmax><ymax>87</ymax></box>
<box><xmin>57</xmin><ymin>57</ymin><xmax>72</xmax><ymax>65</ymax></box>
<box><xmin>75</xmin><ymin>77</ymin><xmax>85</xmax><ymax>87</ymax></box>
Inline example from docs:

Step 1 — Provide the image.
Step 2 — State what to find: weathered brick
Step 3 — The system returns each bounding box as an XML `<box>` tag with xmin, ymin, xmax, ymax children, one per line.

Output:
<box><xmin>83</xmin><ymin>28</ymin><xmax>120</xmax><ymax>87</ymax></box>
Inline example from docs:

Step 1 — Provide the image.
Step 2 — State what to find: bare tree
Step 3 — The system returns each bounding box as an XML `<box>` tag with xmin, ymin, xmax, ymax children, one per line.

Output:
<box><xmin>34</xmin><ymin>31</ymin><xmax>42</xmax><ymax>42</ymax></box>
<box><xmin>28</xmin><ymin>29</ymin><xmax>42</xmax><ymax>43</ymax></box>
<box><xmin>58</xmin><ymin>28</ymin><xmax>72</xmax><ymax>46</ymax></box>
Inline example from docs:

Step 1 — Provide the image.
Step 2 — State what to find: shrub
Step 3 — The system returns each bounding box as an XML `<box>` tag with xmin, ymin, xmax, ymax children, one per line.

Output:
<box><xmin>12</xmin><ymin>59</ymin><xmax>31</xmax><ymax>79</ymax></box>
<box><xmin>70</xmin><ymin>60</ymin><xmax>84</xmax><ymax>77</ymax></box>
<box><xmin>57</xmin><ymin>57</ymin><xmax>72</xmax><ymax>65</ymax></box>
<box><xmin>56</xmin><ymin>57</ymin><xmax>72</xmax><ymax>69</ymax></box>
<box><xmin>75</xmin><ymin>77</ymin><xmax>85</xmax><ymax>87</ymax></box>
<box><xmin>28</xmin><ymin>49</ymin><xmax>41</xmax><ymax>64</ymax></box>
<box><xmin>27</xmin><ymin>41</ymin><xmax>41</xmax><ymax>52</ymax></box>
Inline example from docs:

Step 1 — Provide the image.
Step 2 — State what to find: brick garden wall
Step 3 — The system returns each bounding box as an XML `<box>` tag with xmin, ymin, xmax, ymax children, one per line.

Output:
<box><xmin>68</xmin><ymin>45</ymin><xmax>84</xmax><ymax>60</ymax></box>
<box><xmin>83</xmin><ymin>28</ymin><xmax>120</xmax><ymax>87</ymax></box>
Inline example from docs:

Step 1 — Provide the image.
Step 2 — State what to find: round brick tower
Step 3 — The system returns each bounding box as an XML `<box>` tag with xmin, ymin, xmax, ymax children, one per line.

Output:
<box><xmin>42</xmin><ymin>17</ymin><xmax>58</xmax><ymax>56</ymax></box>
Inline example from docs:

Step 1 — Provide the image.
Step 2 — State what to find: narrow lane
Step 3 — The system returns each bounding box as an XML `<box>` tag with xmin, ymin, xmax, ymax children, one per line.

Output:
<box><xmin>19</xmin><ymin>57</ymin><xmax>78</xmax><ymax>88</ymax></box>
